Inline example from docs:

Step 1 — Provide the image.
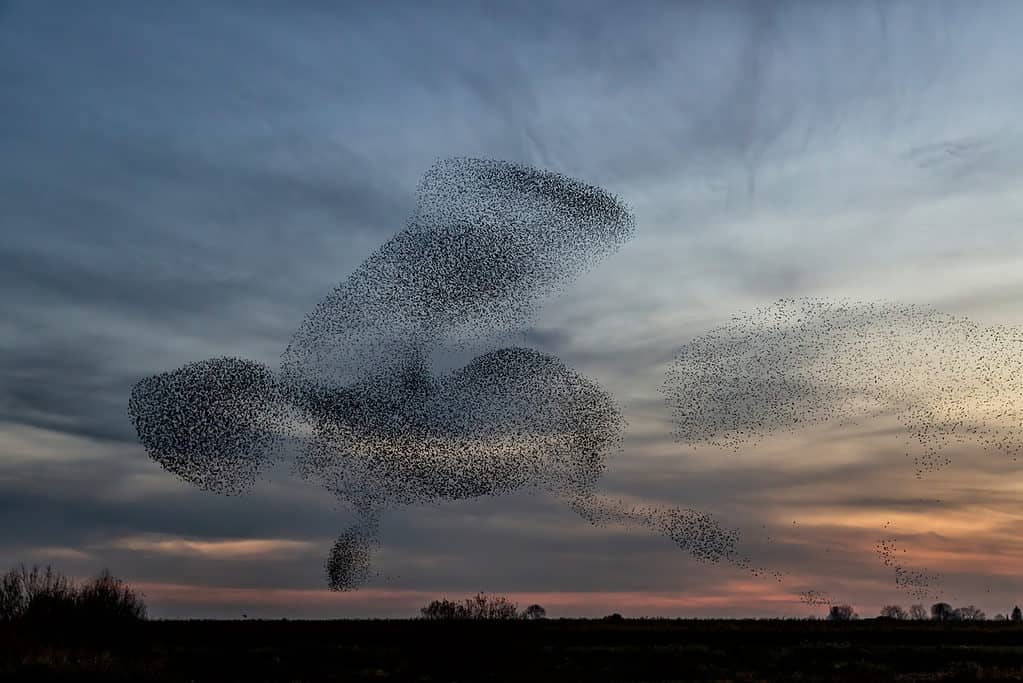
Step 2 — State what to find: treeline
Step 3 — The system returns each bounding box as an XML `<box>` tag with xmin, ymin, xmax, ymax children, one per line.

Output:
<box><xmin>826</xmin><ymin>603</ymin><xmax>1023</xmax><ymax>622</ymax></box>
<box><xmin>0</xmin><ymin>564</ymin><xmax>147</xmax><ymax>624</ymax></box>
<box><xmin>420</xmin><ymin>593</ymin><xmax>546</xmax><ymax>620</ymax></box>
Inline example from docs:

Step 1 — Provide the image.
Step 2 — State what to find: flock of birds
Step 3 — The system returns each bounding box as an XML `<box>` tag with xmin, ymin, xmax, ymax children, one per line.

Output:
<box><xmin>130</xmin><ymin>157</ymin><xmax>1020</xmax><ymax>599</ymax></box>
<box><xmin>798</xmin><ymin>590</ymin><xmax>836</xmax><ymax>608</ymax></box>
<box><xmin>875</xmin><ymin>521</ymin><xmax>942</xmax><ymax>601</ymax></box>
<box><xmin>130</xmin><ymin>157</ymin><xmax>757</xmax><ymax>590</ymax></box>
<box><xmin>663</xmin><ymin>298</ymin><xmax>1023</xmax><ymax>477</ymax></box>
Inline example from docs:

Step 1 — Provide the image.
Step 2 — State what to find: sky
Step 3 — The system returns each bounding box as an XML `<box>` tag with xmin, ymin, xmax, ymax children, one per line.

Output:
<box><xmin>3</xmin><ymin>0</ymin><xmax>1023</xmax><ymax>619</ymax></box>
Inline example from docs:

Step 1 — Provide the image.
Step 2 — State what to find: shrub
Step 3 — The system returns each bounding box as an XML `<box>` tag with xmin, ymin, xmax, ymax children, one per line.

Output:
<box><xmin>522</xmin><ymin>604</ymin><xmax>547</xmax><ymax>620</ymax></box>
<box><xmin>462</xmin><ymin>593</ymin><xmax>519</xmax><ymax>620</ymax></box>
<box><xmin>76</xmin><ymin>569</ymin><xmax>148</xmax><ymax>622</ymax></box>
<box><xmin>420</xmin><ymin>593</ymin><xmax>520</xmax><ymax>620</ymax></box>
<box><xmin>9</xmin><ymin>565</ymin><xmax>77</xmax><ymax>623</ymax></box>
<box><xmin>827</xmin><ymin>605</ymin><xmax>857</xmax><ymax>621</ymax></box>
<box><xmin>420</xmin><ymin>598</ymin><xmax>463</xmax><ymax>620</ymax></box>
<box><xmin>0</xmin><ymin>569</ymin><xmax>25</xmax><ymax>621</ymax></box>
<box><xmin>0</xmin><ymin>564</ymin><xmax>146</xmax><ymax>624</ymax></box>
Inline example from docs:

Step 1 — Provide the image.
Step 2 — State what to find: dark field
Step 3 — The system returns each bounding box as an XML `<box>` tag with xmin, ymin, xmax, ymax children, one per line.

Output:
<box><xmin>6</xmin><ymin>619</ymin><xmax>1023</xmax><ymax>681</ymax></box>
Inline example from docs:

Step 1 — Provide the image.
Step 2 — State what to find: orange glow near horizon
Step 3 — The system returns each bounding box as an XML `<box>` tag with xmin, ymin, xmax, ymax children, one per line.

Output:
<box><xmin>133</xmin><ymin>580</ymin><xmax>813</xmax><ymax>618</ymax></box>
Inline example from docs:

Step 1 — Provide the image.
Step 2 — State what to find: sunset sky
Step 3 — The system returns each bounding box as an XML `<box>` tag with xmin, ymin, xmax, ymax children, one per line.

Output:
<box><xmin>4</xmin><ymin>0</ymin><xmax>1023</xmax><ymax>619</ymax></box>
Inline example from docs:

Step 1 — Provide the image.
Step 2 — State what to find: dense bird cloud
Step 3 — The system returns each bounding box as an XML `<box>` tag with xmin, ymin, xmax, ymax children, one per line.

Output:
<box><xmin>129</xmin><ymin>158</ymin><xmax>754</xmax><ymax>589</ymax></box>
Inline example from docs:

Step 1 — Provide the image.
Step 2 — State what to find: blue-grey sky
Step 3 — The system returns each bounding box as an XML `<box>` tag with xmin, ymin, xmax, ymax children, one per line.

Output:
<box><xmin>4</xmin><ymin>0</ymin><xmax>1023</xmax><ymax>618</ymax></box>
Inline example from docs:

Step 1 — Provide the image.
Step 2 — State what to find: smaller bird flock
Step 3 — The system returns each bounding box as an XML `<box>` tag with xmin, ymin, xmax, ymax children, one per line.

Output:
<box><xmin>663</xmin><ymin>298</ymin><xmax>1023</xmax><ymax>477</ymax></box>
<box><xmin>875</xmin><ymin>533</ymin><xmax>941</xmax><ymax>601</ymax></box>
<box><xmin>798</xmin><ymin>589</ymin><xmax>836</xmax><ymax>608</ymax></box>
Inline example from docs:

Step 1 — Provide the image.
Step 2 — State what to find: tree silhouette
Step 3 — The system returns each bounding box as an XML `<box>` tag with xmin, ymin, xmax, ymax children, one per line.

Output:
<box><xmin>1011</xmin><ymin>606</ymin><xmax>1022</xmax><ymax>622</ymax></box>
<box><xmin>827</xmin><ymin>605</ymin><xmax>856</xmax><ymax>621</ymax></box>
<box><xmin>931</xmin><ymin>602</ymin><xmax>955</xmax><ymax>621</ymax></box>
<box><xmin>955</xmin><ymin>605</ymin><xmax>985</xmax><ymax>621</ymax></box>
<box><xmin>522</xmin><ymin>604</ymin><xmax>546</xmax><ymax>620</ymax></box>
<box><xmin>879</xmin><ymin>605</ymin><xmax>907</xmax><ymax>620</ymax></box>
<box><xmin>908</xmin><ymin>604</ymin><xmax>929</xmax><ymax>620</ymax></box>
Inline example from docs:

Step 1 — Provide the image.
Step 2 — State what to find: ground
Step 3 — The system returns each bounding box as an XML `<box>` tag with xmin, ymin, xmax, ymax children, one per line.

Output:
<box><xmin>5</xmin><ymin>618</ymin><xmax>1023</xmax><ymax>681</ymax></box>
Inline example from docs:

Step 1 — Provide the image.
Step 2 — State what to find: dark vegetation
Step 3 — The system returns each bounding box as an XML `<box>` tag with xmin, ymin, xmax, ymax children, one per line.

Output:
<box><xmin>0</xmin><ymin>564</ymin><xmax>146</xmax><ymax>625</ymax></box>
<box><xmin>420</xmin><ymin>593</ymin><xmax>545</xmax><ymax>620</ymax></box>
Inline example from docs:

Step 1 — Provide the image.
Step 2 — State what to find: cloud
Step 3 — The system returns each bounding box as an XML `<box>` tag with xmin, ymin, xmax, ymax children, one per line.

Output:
<box><xmin>104</xmin><ymin>535</ymin><xmax>317</xmax><ymax>559</ymax></box>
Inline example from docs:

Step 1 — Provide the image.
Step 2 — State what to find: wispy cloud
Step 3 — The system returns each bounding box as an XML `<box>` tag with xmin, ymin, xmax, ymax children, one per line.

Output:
<box><xmin>103</xmin><ymin>536</ymin><xmax>318</xmax><ymax>559</ymax></box>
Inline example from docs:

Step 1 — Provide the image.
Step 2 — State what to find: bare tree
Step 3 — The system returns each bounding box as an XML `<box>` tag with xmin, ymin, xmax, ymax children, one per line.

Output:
<box><xmin>956</xmin><ymin>605</ymin><xmax>985</xmax><ymax>621</ymax></box>
<box><xmin>879</xmin><ymin>605</ymin><xmax>908</xmax><ymax>620</ymax></box>
<box><xmin>827</xmin><ymin>604</ymin><xmax>857</xmax><ymax>621</ymax></box>
<box><xmin>908</xmin><ymin>604</ymin><xmax>929</xmax><ymax>620</ymax></box>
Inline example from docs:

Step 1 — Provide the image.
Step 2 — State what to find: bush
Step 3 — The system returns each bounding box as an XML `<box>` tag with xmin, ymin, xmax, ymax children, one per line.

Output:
<box><xmin>419</xmin><ymin>593</ymin><xmax>520</xmax><ymax>620</ymax></box>
<box><xmin>0</xmin><ymin>564</ymin><xmax>146</xmax><ymax>625</ymax></box>
<box><xmin>420</xmin><ymin>598</ymin><xmax>463</xmax><ymax>620</ymax></box>
<box><xmin>76</xmin><ymin>569</ymin><xmax>148</xmax><ymax>622</ymax></box>
<box><xmin>827</xmin><ymin>605</ymin><xmax>857</xmax><ymax>621</ymax></box>
<box><xmin>4</xmin><ymin>565</ymin><xmax>77</xmax><ymax>623</ymax></box>
<box><xmin>522</xmin><ymin>604</ymin><xmax>547</xmax><ymax>620</ymax></box>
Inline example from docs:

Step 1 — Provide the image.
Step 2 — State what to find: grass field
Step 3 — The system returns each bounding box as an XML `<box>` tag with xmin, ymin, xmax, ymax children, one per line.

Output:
<box><xmin>6</xmin><ymin>618</ymin><xmax>1023</xmax><ymax>681</ymax></box>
